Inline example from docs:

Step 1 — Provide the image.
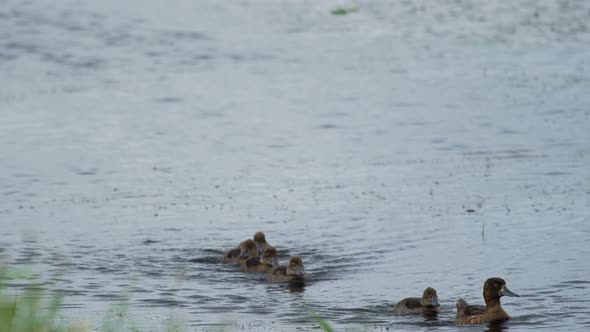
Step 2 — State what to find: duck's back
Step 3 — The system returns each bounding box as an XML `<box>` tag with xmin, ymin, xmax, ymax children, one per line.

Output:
<box><xmin>240</xmin><ymin>257</ymin><xmax>260</xmax><ymax>271</ymax></box>
<box><xmin>456</xmin><ymin>299</ymin><xmax>491</xmax><ymax>325</ymax></box>
<box><xmin>393</xmin><ymin>298</ymin><xmax>422</xmax><ymax>314</ymax></box>
<box><xmin>222</xmin><ymin>248</ymin><xmax>240</xmax><ymax>263</ymax></box>
<box><xmin>267</xmin><ymin>266</ymin><xmax>288</xmax><ymax>282</ymax></box>
<box><xmin>463</xmin><ymin>304</ymin><xmax>488</xmax><ymax>316</ymax></box>
<box><xmin>241</xmin><ymin>257</ymin><xmax>272</xmax><ymax>272</ymax></box>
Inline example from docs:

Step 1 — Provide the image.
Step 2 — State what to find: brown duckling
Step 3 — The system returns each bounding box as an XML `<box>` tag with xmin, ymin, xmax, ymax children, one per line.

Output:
<box><xmin>266</xmin><ymin>256</ymin><xmax>306</xmax><ymax>282</ymax></box>
<box><xmin>241</xmin><ymin>247</ymin><xmax>279</xmax><ymax>273</ymax></box>
<box><xmin>221</xmin><ymin>239</ymin><xmax>258</xmax><ymax>264</ymax></box>
<box><xmin>253</xmin><ymin>231</ymin><xmax>272</xmax><ymax>256</ymax></box>
<box><xmin>393</xmin><ymin>287</ymin><xmax>440</xmax><ymax>315</ymax></box>
<box><xmin>455</xmin><ymin>277</ymin><xmax>519</xmax><ymax>325</ymax></box>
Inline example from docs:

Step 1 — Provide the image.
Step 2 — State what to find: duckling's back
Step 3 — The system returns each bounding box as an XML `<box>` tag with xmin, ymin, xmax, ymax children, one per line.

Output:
<box><xmin>393</xmin><ymin>298</ymin><xmax>422</xmax><ymax>314</ymax></box>
<box><xmin>241</xmin><ymin>257</ymin><xmax>273</xmax><ymax>273</ymax></box>
<box><xmin>222</xmin><ymin>248</ymin><xmax>241</xmax><ymax>264</ymax></box>
<box><xmin>266</xmin><ymin>266</ymin><xmax>288</xmax><ymax>282</ymax></box>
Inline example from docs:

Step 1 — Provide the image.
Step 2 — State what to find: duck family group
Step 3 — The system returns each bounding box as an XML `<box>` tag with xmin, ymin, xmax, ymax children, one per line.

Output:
<box><xmin>222</xmin><ymin>232</ymin><xmax>305</xmax><ymax>282</ymax></box>
<box><xmin>223</xmin><ymin>232</ymin><xmax>520</xmax><ymax>326</ymax></box>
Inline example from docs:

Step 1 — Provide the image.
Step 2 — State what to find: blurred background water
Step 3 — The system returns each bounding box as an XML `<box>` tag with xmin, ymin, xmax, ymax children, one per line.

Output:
<box><xmin>1</xmin><ymin>0</ymin><xmax>590</xmax><ymax>331</ymax></box>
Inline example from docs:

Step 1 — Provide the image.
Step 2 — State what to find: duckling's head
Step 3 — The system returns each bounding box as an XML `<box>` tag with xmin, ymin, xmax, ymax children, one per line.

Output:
<box><xmin>239</xmin><ymin>240</ymin><xmax>258</xmax><ymax>259</ymax></box>
<box><xmin>287</xmin><ymin>256</ymin><xmax>305</xmax><ymax>277</ymax></box>
<box><xmin>483</xmin><ymin>278</ymin><xmax>519</xmax><ymax>304</ymax></box>
<box><xmin>261</xmin><ymin>247</ymin><xmax>279</xmax><ymax>267</ymax></box>
<box><xmin>253</xmin><ymin>232</ymin><xmax>268</xmax><ymax>255</ymax></box>
<box><xmin>421</xmin><ymin>287</ymin><xmax>440</xmax><ymax>307</ymax></box>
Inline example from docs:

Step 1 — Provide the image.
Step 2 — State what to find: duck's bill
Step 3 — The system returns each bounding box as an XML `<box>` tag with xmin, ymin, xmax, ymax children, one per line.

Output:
<box><xmin>503</xmin><ymin>287</ymin><xmax>519</xmax><ymax>297</ymax></box>
<box><xmin>431</xmin><ymin>299</ymin><xmax>440</xmax><ymax>307</ymax></box>
<box><xmin>239</xmin><ymin>251</ymin><xmax>249</xmax><ymax>258</ymax></box>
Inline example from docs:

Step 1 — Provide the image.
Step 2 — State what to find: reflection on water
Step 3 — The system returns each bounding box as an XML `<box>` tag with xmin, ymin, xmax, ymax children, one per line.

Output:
<box><xmin>1</xmin><ymin>0</ymin><xmax>590</xmax><ymax>331</ymax></box>
<box><xmin>288</xmin><ymin>280</ymin><xmax>306</xmax><ymax>294</ymax></box>
<box><xmin>422</xmin><ymin>311</ymin><xmax>439</xmax><ymax>322</ymax></box>
<box><xmin>486</xmin><ymin>321</ymin><xmax>510</xmax><ymax>332</ymax></box>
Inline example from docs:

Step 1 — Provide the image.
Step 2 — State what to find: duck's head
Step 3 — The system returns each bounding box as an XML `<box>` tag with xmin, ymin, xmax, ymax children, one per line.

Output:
<box><xmin>253</xmin><ymin>232</ymin><xmax>269</xmax><ymax>256</ymax></box>
<box><xmin>483</xmin><ymin>277</ymin><xmax>519</xmax><ymax>305</ymax></box>
<box><xmin>239</xmin><ymin>239</ymin><xmax>258</xmax><ymax>259</ymax></box>
<box><xmin>261</xmin><ymin>247</ymin><xmax>279</xmax><ymax>267</ymax></box>
<box><xmin>287</xmin><ymin>256</ymin><xmax>305</xmax><ymax>277</ymax></box>
<box><xmin>421</xmin><ymin>287</ymin><xmax>440</xmax><ymax>307</ymax></box>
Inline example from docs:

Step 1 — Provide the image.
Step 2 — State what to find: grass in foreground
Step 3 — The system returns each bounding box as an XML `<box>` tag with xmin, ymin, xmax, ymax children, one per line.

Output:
<box><xmin>1</xmin><ymin>264</ymin><xmax>341</xmax><ymax>332</ymax></box>
<box><xmin>0</xmin><ymin>267</ymin><xmax>64</xmax><ymax>332</ymax></box>
<box><xmin>0</xmin><ymin>265</ymin><xmax>185</xmax><ymax>332</ymax></box>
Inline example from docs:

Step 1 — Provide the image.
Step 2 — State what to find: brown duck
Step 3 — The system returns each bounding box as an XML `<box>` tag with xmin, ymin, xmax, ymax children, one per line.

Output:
<box><xmin>222</xmin><ymin>239</ymin><xmax>258</xmax><ymax>264</ymax></box>
<box><xmin>241</xmin><ymin>247</ymin><xmax>279</xmax><ymax>273</ymax></box>
<box><xmin>455</xmin><ymin>277</ymin><xmax>519</xmax><ymax>325</ymax></box>
<box><xmin>253</xmin><ymin>231</ymin><xmax>273</xmax><ymax>256</ymax></box>
<box><xmin>266</xmin><ymin>256</ymin><xmax>305</xmax><ymax>282</ymax></box>
<box><xmin>393</xmin><ymin>287</ymin><xmax>440</xmax><ymax>314</ymax></box>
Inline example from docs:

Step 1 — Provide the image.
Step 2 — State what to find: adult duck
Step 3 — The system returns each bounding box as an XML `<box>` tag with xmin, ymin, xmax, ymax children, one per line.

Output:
<box><xmin>455</xmin><ymin>277</ymin><xmax>519</xmax><ymax>325</ymax></box>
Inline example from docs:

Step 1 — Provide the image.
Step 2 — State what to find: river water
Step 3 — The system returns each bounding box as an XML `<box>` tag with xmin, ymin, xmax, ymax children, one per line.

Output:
<box><xmin>1</xmin><ymin>0</ymin><xmax>590</xmax><ymax>331</ymax></box>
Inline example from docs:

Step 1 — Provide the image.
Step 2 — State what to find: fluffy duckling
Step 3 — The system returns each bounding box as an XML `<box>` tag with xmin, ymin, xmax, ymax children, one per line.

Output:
<box><xmin>253</xmin><ymin>231</ymin><xmax>272</xmax><ymax>256</ymax></box>
<box><xmin>222</xmin><ymin>239</ymin><xmax>258</xmax><ymax>264</ymax></box>
<box><xmin>241</xmin><ymin>247</ymin><xmax>279</xmax><ymax>273</ymax></box>
<box><xmin>267</xmin><ymin>256</ymin><xmax>305</xmax><ymax>282</ymax></box>
<box><xmin>455</xmin><ymin>277</ymin><xmax>519</xmax><ymax>325</ymax></box>
<box><xmin>393</xmin><ymin>287</ymin><xmax>440</xmax><ymax>315</ymax></box>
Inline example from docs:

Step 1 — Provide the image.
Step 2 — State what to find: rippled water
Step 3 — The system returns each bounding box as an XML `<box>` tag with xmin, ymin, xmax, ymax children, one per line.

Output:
<box><xmin>1</xmin><ymin>0</ymin><xmax>590</xmax><ymax>331</ymax></box>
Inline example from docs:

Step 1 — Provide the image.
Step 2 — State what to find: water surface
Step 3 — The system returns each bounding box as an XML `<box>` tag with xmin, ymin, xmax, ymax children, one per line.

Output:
<box><xmin>1</xmin><ymin>0</ymin><xmax>590</xmax><ymax>331</ymax></box>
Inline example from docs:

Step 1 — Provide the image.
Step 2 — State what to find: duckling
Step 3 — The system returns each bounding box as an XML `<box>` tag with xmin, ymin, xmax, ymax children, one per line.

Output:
<box><xmin>455</xmin><ymin>277</ymin><xmax>519</xmax><ymax>325</ymax></box>
<box><xmin>241</xmin><ymin>247</ymin><xmax>279</xmax><ymax>273</ymax></box>
<box><xmin>253</xmin><ymin>231</ymin><xmax>272</xmax><ymax>256</ymax></box>
<box><xmin>267</xmin><ymin>256</ymin><xmax>305</xmax><ymax>282</ymax></box>
<box><xmin>393</xmin><ymin>287</ymin><xmax>440</xmax><ymax>315</ymax></box>
<box><xmin>222</xmin><ymin>239</ymin><xmax>258</xmax><ymax>264</ymax></box>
